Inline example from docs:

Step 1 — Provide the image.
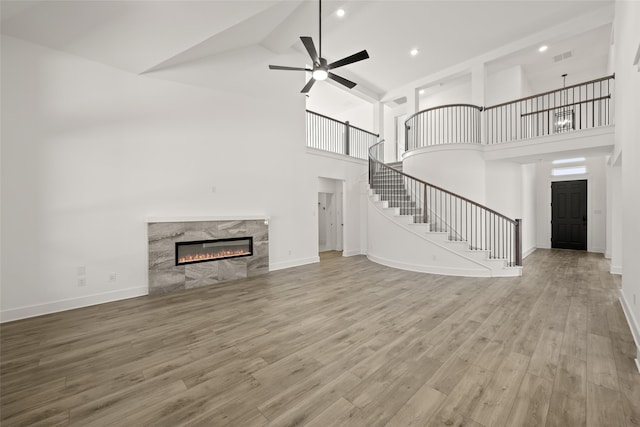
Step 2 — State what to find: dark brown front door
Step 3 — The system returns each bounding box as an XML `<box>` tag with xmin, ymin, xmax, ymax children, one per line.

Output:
<box><xmin>551</xmin><ymin>180</ymin><xmax>587</xmax><ymax>250</ymax></box>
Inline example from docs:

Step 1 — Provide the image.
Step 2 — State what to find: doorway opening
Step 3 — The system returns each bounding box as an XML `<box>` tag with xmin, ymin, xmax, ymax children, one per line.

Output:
<box><xmin>395</xmin><ymin>114</ymin><xmax>407</xmax><ymax>160</ymax></box>
<box><xmin>318</xmin><ymin>178</ymin><xmax>344</xmax><ymax>259</ymax></box>
<box><xmin>551</xmin><ymin>179</ymin><xmax>587</xmax><ymax>250</ymax></box>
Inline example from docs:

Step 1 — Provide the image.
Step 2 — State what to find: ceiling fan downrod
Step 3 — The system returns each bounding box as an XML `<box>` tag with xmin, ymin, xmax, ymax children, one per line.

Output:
<box><xmin>267</xmin><ymin>0</ymin><xmax>370</xmax><ymax>93</ymax></box>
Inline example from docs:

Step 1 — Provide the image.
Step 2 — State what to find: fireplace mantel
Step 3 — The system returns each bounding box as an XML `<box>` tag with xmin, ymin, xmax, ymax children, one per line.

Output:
<box><xmin>145</xmin><ymin>215</ymin><xmax>270</xmax><ymax>223</ymax></box>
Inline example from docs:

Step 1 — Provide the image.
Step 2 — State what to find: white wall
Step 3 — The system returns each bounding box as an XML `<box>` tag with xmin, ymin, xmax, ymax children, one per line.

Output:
<box><xmin>521</xmin><ymin>163</ymin><xmax>537</xmax><ymax>257</ymax></box>
<box><xmin>403</xmin><ymin>145</ymin><xmax>486</xmax><ymax>203</ymax></box>
<box><xmin>0</xmin><ymin>35</ymin><xmax>368</xmax><ymax>321</ymax></box>
<box><xmin>485</xmin><ymin>161</ymin><xmax>523</xmax><ymax>219</ymax></box>
<box><xmin>606</xmin><ymin>163</ymin><xmax>623</xmax><ymax>272</ymax></box>
<box><xmin>418</xmin><ymin>80</ymin><xmax>472</xmax><ymax>110</ymax></box>
<box><xmin>339</xmin><ymin>103</ymin><xmax>374</xmax><ymax>132</ymax></box>
<box><xmin>614</xmin><ymin>0</ymin><xmax>640</xmax><ymax>362</ymax></box>
<box><xmin>535</xmin><ymin>157</ymin><xmax>607</xmax><ymax>253</ymax></box>
<box><xmin>383</xmin><ymin>104</ymin><xmax>407</xmax><ymax>163</ymax></box>
<box><xmin>307</xmin><ymin>154</ymin><xmax>368</xmax><ymax>257</ymax></box>
<box><xmin>486</xmin><ymin>65</ymin><xmax>526</xmax><ymax>106</ymax></box>
<box><xmin>306</xmin><ymin>82</ymin><xmax>374</xmax><ymax>131</ymax></box>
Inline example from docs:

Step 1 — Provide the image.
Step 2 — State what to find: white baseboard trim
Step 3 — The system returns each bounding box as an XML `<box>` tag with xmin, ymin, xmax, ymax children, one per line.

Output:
<box><xmin>590</xmin><ymin>247</ymin><xmax>605</xmax><ymax>254</ymax></box>
<box><xmin>619</xmin><ymin>292</ymin><xmax>640</xmax><ymax>373</ymax></box>
<box><xmin>270</xmin><ymin>256</ymin><xmax>320</xmax><ymax>271</ymax></box>
<box><xmin>343</xmin><ymin>249</ymin><xmax>365</xmax><ymax>257</ymax></box>
<box><xmin>0</xmin><ymin>286</ymin><xmax>148</xmax><ymax>323</ymax></box>
<box><xmin>523</xmin><ymin>247</ymin><xmax>537</xmax><ymax>259</ymax></box>
<box><xmin>367</xmin><ymin>253</ymin><xmax>492</xmax><ymax>277</ymax></box>
<box><xmin>611</xmin><ymin>265</ymin><xmax>623</xmax><ymax>275</ymax></box>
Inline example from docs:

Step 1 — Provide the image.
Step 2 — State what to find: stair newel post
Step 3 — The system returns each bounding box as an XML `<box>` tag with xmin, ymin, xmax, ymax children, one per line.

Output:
<box><xmin>423</xmin><ymin>184</ymin><xmax>427</xmax><ymax>224</ymax></box>
<box><xmin>515</xmin><ymin>218</ymin><xmax>522</xmax><ymax>267</ymax></box>
<box><xmin>405</xmin><ymin>123</ymin><xmax>409</xmax><ymax>153</ymax></box>
<box><xmin>344</xmin><ymin>121</ymin><xmax>350</xmax><ymax>156</ymax></box>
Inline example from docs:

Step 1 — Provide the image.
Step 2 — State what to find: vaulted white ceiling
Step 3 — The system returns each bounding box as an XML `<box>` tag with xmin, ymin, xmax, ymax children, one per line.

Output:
<box><xmin>0</xmin><ymin>0</ymin><xmax>614</xmax><ymax>98</ymax></box>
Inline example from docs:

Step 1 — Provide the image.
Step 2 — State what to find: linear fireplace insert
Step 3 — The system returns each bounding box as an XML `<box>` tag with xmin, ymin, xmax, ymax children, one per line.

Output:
<box><xmin>175</xmin><ymin>237</ymin><xmax>253</xmax><ymax>266</ymax></box>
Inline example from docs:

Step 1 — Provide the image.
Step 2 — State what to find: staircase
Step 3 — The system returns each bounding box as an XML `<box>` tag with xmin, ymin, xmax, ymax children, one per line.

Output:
<box><xmin>368</xmin><ymin>141</ymin><xmax>522</xmax><ymax>278</ymax></box>
<box><xmin>371</xmin><ymin>167</ymin><xmax>423</xmax><ymax>223</ymax></box>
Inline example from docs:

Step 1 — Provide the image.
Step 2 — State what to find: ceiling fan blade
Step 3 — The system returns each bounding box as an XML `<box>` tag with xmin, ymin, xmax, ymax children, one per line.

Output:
<box><xmin>300</xmin><ymin>36</ymin><xmax>319</xmax><ymax>63</ymax></box>
<box><xmin>301</xmin><ymin>78</ymin><xmax>316</xmax><ymax>93</ymax></box>
<box><xmin>269</xmin><ymin>65</ymin><xmax>312</xmax><ymax>71</ymax></box>
<box><xmin>328</xmin><ymin>72</ymin><xmax>357</xmax><ymax>89</ymax></box>
<box><xmin>328</xmin><ymin>50</ymin><xmax>370</xmax><ymax>70</ymax></box>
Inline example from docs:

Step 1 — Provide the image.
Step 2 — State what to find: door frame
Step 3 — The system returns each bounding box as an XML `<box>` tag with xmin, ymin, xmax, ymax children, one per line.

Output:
<box><xmin>317</xmin><ymin>178</ymin><xmax>346</xmax><ymax>254</ymax></box>
<box><xmin>551</xmin><ymin>179</ymin><xmax>588</xmax><ymax>250</ymax></box>
<box><xmin>546</xmin><ymin>174</ymin><xmax>592</xmax><ymax>251</ymax></box>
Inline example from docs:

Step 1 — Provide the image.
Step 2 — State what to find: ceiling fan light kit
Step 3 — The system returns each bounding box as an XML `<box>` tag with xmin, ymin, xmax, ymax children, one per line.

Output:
<box><xmin>268</xmin><ymin>0</ymin><xmax>370</xmax><ymax>93</ymax></box>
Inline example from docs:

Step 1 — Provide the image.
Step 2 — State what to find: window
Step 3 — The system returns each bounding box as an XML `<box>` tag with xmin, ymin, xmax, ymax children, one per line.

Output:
<box><xmin>552</xmin><ymin>157</ymin><xmax>585</xmax><ymax>165</ymax></box>
<box><xmin>552</xmin><ymin>166</ymin><xmax>587</xmax><ymax>176</ymax></box>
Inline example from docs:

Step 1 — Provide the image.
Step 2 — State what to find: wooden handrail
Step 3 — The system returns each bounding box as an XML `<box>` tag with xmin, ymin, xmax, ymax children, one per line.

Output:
<box><xmin>485</xmin><ymin>74</ymin><xmax>615</xmax><ymax>110</ymax></box>
<box><xmin>405</xmin><ymin>104</ymin><xmax>483</xmax><ymax>124</ymax></box>
<box><xmin>519</xmin><ymin>95</ymin><xmax>611</xmax><ymax>117</ymax></box>
<box><xmin>368</xmin><ymin>141</ymin><xmax>516</xmax><ymax>224</ymax></box>
<box><xmin>306</xmin><ymin>109</ymin><xmax>379</xmax><ymax>137</ymax></box>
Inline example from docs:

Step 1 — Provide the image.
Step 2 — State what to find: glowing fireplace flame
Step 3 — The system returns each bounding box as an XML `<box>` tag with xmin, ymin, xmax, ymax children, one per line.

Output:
<box><xmin>178</xmin><ymin>249</ymin><xmax>250</xmax><ymax>264</ymax></box>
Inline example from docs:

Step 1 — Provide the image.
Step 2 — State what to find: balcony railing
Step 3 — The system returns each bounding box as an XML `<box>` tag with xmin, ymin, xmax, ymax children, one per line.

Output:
<box><xmin>306</xmin><ymin>110</ymin><xmax>379</xmax><ymax>160</ymax></box>
<box><xmin>485</xmin><ymin>74</ymin><xmax>614</xmax><ymax>144</ymax></box>
<box><xmin>403</xmin><ymin>74</ymin><xmax>615</xmax><ymax>151</ymax></box>
<box><xmin>405</xmin><ymin>104</ymin><xmax>483</xmax><ymax>151</ymax></box>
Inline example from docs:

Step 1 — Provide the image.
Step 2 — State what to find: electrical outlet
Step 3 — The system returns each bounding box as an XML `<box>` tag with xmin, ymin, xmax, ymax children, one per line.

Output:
<box><xmin>77</xmin><ymin>266</ymin><xmax>86</xmax><ymax>276</ymax></box>
<box><xmin>78</xmin><ymin>277</ymin><xmax>86</xmax><ymax>287</ymax></box>
<box><xmin>109</xmin><ymin>272</ymin><xmax>117</xmax><ymax>283</ymax></box>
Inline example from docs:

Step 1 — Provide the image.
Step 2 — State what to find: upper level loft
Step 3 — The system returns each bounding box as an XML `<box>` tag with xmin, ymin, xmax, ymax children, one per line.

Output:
<box><xmin>303</xmin><ymin>8</ymin><xmax>615</xmax><ymax>164</ymax></box>
<box><xmin>306</xmin><ymin>74</ymin><xmax>615</xmax><ymax>164</ymax></box>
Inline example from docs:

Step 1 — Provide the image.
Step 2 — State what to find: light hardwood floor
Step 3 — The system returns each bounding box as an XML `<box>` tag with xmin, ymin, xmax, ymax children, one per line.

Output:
<box><xmin>1</xmin><ymin>249</ymin><xmax>639</xmax><ymax>426</ymax></box>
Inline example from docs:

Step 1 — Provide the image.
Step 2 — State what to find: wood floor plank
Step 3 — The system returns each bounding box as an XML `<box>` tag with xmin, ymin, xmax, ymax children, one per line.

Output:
<box><xmin>528</xmin><ymin>329</ymin><xmax>563</xmax><ymax>381</ymax></box>
<box><xmin>545</xmin><ymin>392</ymin><xmax>586</xmax><ymax>427</ymax></box>
<box><xmin>384</xmin><ymin>383</ymin><xmax>445</xmax><ymax>427</ymax></box>
<box><xmin>468</xmin><ymin>351</ymin><xmax>530</xmax><ymax>427</ymax></box>
<box><xmin>505</xmin><ymin>373</ymin><xmax>553</xmax><ymax>427</ymax></box>
<box><xmin>424</xmin><ymin>364</ymin><xmax>490</xmax><ymax>427</ymax></box>
<box><xmin>586</xmin><ymin>382</ymin><xmax>626</xmax><ymax>427</ymax></box>
<box><xmin>586</xmin><ymin>333</ymin><xmax>620</xmax><ymax>391</ymax></box>
<box><xmin>304</xmin><ymin>397</ymin><xmax>363</xmax><ymax>427</ymax></box>
<box><xmin>560</xmin><ymin>297</ymin><xmax>588</xmax><ymax>361</ymax></box>
<box><xmin>0</xmin><ymin>249</ymin><xmax>636</xmax><ymax>427</ymax></box>
<box><xmin>266</xmin><ymin>371</ymin><xmax>361</xmax><ymax>427</ymax></box>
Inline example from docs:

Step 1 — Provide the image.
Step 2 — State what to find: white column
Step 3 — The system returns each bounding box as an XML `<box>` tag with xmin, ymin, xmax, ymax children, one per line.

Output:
<box><xmin>472</xmin><ymin>62</ymin><xmax>486</xmax><ymax>143</ymax></box>
<box><xmin>471</xmin><ymin>63</ymin><xmax>486</xmax><ymax>106</ymax></box>
<box><xmin>406</xmin><ymin>87</ymin><xmax>419</xmax><ymax>116</ymax></box>
<box><xmin>373</xmin><ymin>101</ymin><xmax>384</xmax><ymax>140</ymax></box>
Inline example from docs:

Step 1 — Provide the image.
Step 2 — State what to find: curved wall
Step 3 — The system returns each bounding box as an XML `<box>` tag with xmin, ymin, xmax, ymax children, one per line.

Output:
<box><xmin>402</xmin><ymin>144</ymin><xmax>486</xmax><ymax>204</ymax></box>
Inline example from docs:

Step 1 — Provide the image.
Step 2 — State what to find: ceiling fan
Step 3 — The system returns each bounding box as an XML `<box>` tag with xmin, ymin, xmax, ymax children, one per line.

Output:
<box><xmin>268</xmin><ymin>0</ymin><xmax>370</xmax><ymax>93</ymax></box>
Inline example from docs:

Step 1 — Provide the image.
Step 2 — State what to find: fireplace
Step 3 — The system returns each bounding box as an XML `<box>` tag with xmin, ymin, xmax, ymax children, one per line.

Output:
<box><xmin>175</xmin><ymin>237</ymin><xmax>253</xmax><ymax>266</ymax></box>
<box><xmin>147</xmin><ymin>218</ymin><xmax>268</xmax><ymax>295</ymax></box>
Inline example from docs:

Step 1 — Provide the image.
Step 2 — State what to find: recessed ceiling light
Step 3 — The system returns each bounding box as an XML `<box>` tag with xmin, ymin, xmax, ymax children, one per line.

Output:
<box><xmin>538</xmin><ymin>45</ymin><xmax>548</xmax><ymax>52</ymax></box>
<box><xmin>336</xmin><ymin>8</ymin><xmax>345</xmax><ymax>17</ymax></box>
<box><xmin>410</xmin><ymin>48</ymin><xmax>419</xmax><ymax>56</ymax></box>
<box><xmin>419</xmin><ymin>89</ymin><xmax>425</xmax><ymax>95</ymax></box>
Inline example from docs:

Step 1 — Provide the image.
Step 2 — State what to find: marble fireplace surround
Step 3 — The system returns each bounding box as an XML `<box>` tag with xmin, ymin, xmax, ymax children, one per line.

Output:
<box><xmin>146</xmin><ymin>216</ymin><xmax>269</xmax><ymax>296</ymax></box>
